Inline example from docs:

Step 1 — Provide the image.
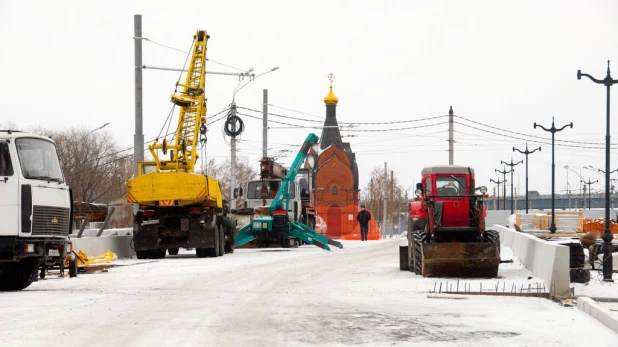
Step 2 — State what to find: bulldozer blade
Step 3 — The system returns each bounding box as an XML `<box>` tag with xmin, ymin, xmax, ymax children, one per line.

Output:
<box><xmin>421</xmin><ymin>243</ymin><xmax>500</xmax><ymax>278</ymax></box>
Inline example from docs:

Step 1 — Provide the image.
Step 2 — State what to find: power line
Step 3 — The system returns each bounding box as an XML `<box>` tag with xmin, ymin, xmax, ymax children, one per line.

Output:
<box><xmin>456</xmin><ymin>115</ymin><xmax>616</xmax><ymax>146</ymax></box>
<box><xmin>140</xmin><ymin>37</ymin><xmax>250</xmax><ymax>72</ymax></box>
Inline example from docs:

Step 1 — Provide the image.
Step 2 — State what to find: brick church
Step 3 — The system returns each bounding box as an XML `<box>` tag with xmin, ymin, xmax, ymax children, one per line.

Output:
<box><xmin>312</xmin><ymin>76</ymin><xmax>380</xmax><ymax>239</ymax></box>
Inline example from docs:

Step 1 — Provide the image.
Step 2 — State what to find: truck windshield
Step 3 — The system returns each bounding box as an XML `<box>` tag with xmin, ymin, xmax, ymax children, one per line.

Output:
<box><xmin>16</xmin><ymin>138</ymin><xmax>64</xmax><ymax>182</ymax></box>
<box><xmin>247</xmin><ymin>180</ymin><xmax>295</xmax><ymax>199</ymax></box>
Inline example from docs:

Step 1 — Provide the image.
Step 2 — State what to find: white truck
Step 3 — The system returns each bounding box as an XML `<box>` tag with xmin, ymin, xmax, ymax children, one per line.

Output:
<box><xmin>0</xmin><ymin>130</ymin><xmax>76</xmax><ymax>291</ymax></box>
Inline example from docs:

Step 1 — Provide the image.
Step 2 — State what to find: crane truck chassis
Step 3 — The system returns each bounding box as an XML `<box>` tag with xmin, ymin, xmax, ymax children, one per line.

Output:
<box><xmin>127</xmin><ymin>30</ymin><xmax>227</xmax><ymax>259</ymax></box>
<box><xmin>0</xmin><ymin>130</ymin><xmax>77</xmax><ymax>291</ymax></box>
<box><xmin>234</xmin><ymin>134</ymin><xmax>343</xmax><ymax>251</ymax></box>
<box><xmin>400</xmin><ymin>165</ymin><xmax>500</xmax><ymax>278</ymax></box>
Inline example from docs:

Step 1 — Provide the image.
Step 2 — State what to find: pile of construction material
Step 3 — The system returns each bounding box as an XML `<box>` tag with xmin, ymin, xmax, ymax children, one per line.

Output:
<box><xmin>516</xmin><ymin>211</ymin><xmax>582</xmax><ymax>232</ymax></box>
<box><xmin>582</xmin><ymin>218</ymin><xmax>618</xmax><ymax>233</ymax></box>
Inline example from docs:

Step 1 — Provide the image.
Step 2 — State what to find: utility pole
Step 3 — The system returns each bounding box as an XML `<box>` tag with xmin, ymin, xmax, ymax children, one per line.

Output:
<box><xmin>582</xmin><ymin>178</ymin><xmax>598</xmax><ymax>211</ymax></box>
<box><xmin>513</xmin><ymin>144</ymin><xmax>541</xmax><ymax>214</ymax></box>
<box><xmin>490</xmin><ymin>178</ymin><xmax>505</xmax><ymax>211</ymax></box>
<box><xmin>383</xmin><ymin>162</ymin><xmax>387</xmax><ymax>239</ymax></box>
<box><xmin>534</xmin><ymin>117</ymin><xmax>573</xmax><ymax>233</ymax></box>
<box><xmin>501</xmin><ymin>158</ymin><xmax>523</xmax><ymax>214</ymax></box>
<box><xmin>133</xmin><ymin>15</ymin><xmax>144</xmax><ymax>214</ymax></box>
<box><xmin>495</xmin><ymin>167</ymin><xmax>511</xmax><ymax>210</ymax></box>
<box><xmin>262</xmin><ymin>89</ymin><xmax>268</xmax><ymax>158</ymax></box>
<box><xmin>225</xmin><ymin>102</ymin><xmax>243</xmax><ymax>210</ymax></box>
<box><xmin>448</xmin><ymin>106</ymin><xmax>454</xmax><ymax>165</ymax></box>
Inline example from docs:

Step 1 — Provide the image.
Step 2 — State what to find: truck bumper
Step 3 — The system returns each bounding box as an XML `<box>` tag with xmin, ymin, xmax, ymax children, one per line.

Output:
<box><xmin>133</xmin><ymin>224</ymin><xmax>214</xmax><ymax>251</ymax></box>
<box><xmin>0</xmin><ymin>237</ymin><xmax>71</xmax><ymax>262</ymax></box>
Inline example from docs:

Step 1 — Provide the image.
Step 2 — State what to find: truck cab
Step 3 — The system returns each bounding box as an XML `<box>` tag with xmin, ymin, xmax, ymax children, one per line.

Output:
<box><xmin>0</xmin><ymin>130</ymin><xmax>75</xmax><ymax>290</ymax></box>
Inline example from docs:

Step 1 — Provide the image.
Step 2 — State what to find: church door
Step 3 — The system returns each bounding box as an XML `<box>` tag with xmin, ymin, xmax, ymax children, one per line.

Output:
<box><xmin>327</xmin><ymin>207</ymin><xmax>343</xmax><ymax>238</ymax></box>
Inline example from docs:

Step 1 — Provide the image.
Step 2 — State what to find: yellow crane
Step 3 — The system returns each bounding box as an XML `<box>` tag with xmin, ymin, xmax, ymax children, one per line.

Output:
<box><xmin>127</xmin><ymin>30</ymin><xmax>225</xmax><ymax>259</ymax></box>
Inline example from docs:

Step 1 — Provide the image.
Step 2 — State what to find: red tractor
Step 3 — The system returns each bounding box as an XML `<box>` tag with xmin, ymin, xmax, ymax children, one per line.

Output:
<box><xmin>400</xmin><ymin>165</ymin><xmax>500</xmax><ymax>278</ymax></box>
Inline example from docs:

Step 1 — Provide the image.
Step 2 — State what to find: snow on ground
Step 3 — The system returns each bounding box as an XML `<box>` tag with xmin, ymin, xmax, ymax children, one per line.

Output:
<box><xmin>1</xmin><ymin>237</ymin><xmax>617</xmax><ymax>346</ymax></box>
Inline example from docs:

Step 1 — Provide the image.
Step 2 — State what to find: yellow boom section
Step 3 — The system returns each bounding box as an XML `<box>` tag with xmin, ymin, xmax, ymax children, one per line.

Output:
<box><xmin>127</xmin><ymin>30</ymin><xmax>222</xmax><ymax>209</ymax></box>
<box><xmin>149</xmin><ymin>30</ymin><xmax>208</xmax><ymax>173</ymax></box>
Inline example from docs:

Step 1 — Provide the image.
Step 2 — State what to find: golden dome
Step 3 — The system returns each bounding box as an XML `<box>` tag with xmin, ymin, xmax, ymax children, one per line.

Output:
<box><xmin>324</xmin><ymin>85</ymin><xmax>338</xmax><ymax>105</ymax></box>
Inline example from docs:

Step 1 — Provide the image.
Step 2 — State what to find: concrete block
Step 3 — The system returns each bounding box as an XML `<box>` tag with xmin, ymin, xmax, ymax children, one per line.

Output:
<box><xmin>577</xmin><ymin>297</ymin><xmax>618</xmax><ymax>334</ymax></box>
<box><xmin>72</xmin><ymin>235</ymin><xmax>135</xmax><ymax>259</ymax></box>
<box><xmin>494</xmin><ymin>225</ymin><xmax>570</xmax><ymax>297</ymax></box>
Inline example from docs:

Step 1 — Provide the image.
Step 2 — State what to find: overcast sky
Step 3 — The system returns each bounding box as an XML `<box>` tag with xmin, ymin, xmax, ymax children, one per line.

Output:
<box><xmin>1</xmin><ymin>0</ymin><xmax>618</xmax><ymax>197</ymax></box>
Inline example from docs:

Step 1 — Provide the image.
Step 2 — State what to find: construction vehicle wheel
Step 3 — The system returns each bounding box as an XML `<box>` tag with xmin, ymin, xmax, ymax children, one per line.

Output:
<box><xmin>136</xmin><ymin>250</ymin><xmax>149</xmax><ymax>259</ymax></box>
<box><xmin>196</xmin><ymin>248</ymin><xmax>208</xmax><ymax>258</ymax></box>
<box><xmin>485</xmin><ymin>229</ymin><xmax>501</xmax><ymax>255</ymax></box>
<box><xmin>413</xmin><ymin>230</ymin><xmax>428</xmax><ymax>275</ymax></box>
<box><xmin>207</xmin><ymin>226</ymin><xmax>220</xmax><ymax>257</ymax></box>
<box><xmin>218</xmin><ymin>225</ymin><xmax>225</xmax><ymax>257</ymax></box>
<box><xmin>0</xmin><ymin>258</ymin><xmax>38</xmax><ymax>291</ymax></box>
<box><xmin>69</xmin><ymin>256</ymin><xmax>78</xmax><ymax>278</ymax></box>
<box><xmin>224</xmin><ymin>233</ymin><xmax>234</xmax><ymax>253</ymax></box>
<box><xmin>168</xmin><ymin>248</ymin><xmax>179</xmax><ymax>256</ymax></box>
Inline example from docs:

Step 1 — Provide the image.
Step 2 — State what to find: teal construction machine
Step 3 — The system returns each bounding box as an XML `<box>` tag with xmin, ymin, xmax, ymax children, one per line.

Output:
<box><xmin>234</xmin><ymin>133</ymin><xmax>343</xmax><ymax>251</ymax></box>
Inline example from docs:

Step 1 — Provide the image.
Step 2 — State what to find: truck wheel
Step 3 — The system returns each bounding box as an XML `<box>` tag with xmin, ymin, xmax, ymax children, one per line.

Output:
<box><xmin>136</xmin><ymin>250</ymin><xmax>149</xmax><ymax>259</ymax></box>
<box><xmin>207</xmin><ymin>227</ymin><xmax>220</xmax><ymax>257</ymax></box>
<box><xmin>218</xmin><ymin>225</ymin><xmax>225</xmax><ymax>257</ymax></box>
<box><xmin>0</xmin><ymin>258</ymin><xmax>38</xmax><ymax>291</ymax></box>
<box><xmin>69</xmin><ymin>255</ymin><xmax>78</xmax><ymax>278</ymax></box>
<box><xmin>168</xmin><ymin>248</ymin><xmax>179</xmax><ymax>256</ymax></box>
<box><xmin>196</xmin><ymin>248</ymin><xmax>208</xmax><ymax>258</ymax></box>
<box><xmin>224</xmin><ymin>231</ymin><xmax>235</xmax><ymax>254</ymax></box>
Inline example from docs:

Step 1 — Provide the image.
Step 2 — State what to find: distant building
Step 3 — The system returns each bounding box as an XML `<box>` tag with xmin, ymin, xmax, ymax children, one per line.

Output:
<box><xmin>312</xmin><ymin>76</ymin><xmax>378</xmax><ymax>239</ymax></box>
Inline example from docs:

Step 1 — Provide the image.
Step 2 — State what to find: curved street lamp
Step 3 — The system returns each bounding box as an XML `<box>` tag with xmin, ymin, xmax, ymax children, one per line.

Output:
<box><xmin>534</xmin><ymin>118</ymin><xmax>573</xmax><ymax>234</ymax></box>
<box><xmin>228</xmin><ymin>67</ymin><xmax>280</xmax><ymax>210</ymax></box>
<box><xmin>513</xmin><ymin>144</ymin><xmax>541</xmax><ymax>214</ymax></box>
<box><xmin>577</xmin><ymin>61</ymin><xmax>618</xmax><ymax>282</ymax></box>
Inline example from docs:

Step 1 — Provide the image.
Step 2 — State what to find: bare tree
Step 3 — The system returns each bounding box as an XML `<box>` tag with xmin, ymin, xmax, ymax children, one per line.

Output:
<box><xmin>48</xmin><ymin>127</ymin><xmax>133</xmax><ymax>204</ymax></box>
<box><xmin>362</xmin><ymin>165</ymin><xmax>406</xmax><ymax>226</ymax></box>
<box><xmin>202</xmin><ymin>158</ymin><xmax>258</xmax><ymax>208</ymax></box>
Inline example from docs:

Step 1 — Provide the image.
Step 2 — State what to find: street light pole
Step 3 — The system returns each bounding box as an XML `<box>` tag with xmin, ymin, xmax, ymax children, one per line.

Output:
<box><xmin>490</xmin><ymin>178</ymin><xmax>504</xmax><ymax>211</ymax></box>
<box><xmin>495</xmin><ymin>167</ymin><xmax>511</xmax><ymax>211</ymax></box>
<box><xmin>513</xmin><ymin>144</ymin><xmax>541</xmax><ymax>214</ymax></box>
<box><xmin>501</xmin><ymin>157</ymin><xmax>523</xmax><ymax>215</ymax></box>
<box><xmin>226</xmin><ymin>67</ymin><xmax>279</xmax><ymax>210</ymax></box>
<box><xmin>534</xmin><ymin>118</ymin><xmax>573</xmax><ymax>234</ymax></box>
<box><xmin>578</xmin><ymin>61</ymin><xmax>617</xmax><ymax>282</ymax></box>
<box><xmin>582</xmin><ymin>178</ymin><xmax>598</xmax><ymax>210</ymax></box>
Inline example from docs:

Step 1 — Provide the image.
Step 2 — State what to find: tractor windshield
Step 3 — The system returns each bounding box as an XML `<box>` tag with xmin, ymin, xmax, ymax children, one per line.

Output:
<box><xmin>435</xmin><ymin>176</ymin><xmax>465</xmax><ymax>196</ymax></box>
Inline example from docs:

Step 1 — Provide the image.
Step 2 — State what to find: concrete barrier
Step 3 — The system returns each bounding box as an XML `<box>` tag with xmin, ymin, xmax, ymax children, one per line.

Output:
<box><xmin>72</xmin><ymin>235</ymin><xmax>135</xmax><ymax>259</ymax></box>
<box><xmin>493</xmin><ymin>225</ymin><xmax>570</xmax><ymax>297</ymax></box>
<box><xmin>577</xmin><ymin>297</ymin><xmax>618</xmax><ymax>334</ymax></box>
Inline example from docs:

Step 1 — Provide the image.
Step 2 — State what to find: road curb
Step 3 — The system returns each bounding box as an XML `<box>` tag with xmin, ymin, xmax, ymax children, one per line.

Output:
<box><xmin>577</xmin><ymin>296</ymin><xmax>618</xmax><ymax>334</ymax></box>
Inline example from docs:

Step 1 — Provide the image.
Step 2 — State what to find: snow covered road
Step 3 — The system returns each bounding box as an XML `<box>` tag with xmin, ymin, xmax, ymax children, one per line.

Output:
<box><xmin>1</xmin><ymin>238</ymin><xmax>616</xmax><ymax>346</ymax></box>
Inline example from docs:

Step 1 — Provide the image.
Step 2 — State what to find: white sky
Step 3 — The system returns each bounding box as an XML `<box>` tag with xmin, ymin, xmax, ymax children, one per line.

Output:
<box><xmin>1</xmin><ymin>0</ymin><xmax>618</xmax><ymax>196</ymax></box>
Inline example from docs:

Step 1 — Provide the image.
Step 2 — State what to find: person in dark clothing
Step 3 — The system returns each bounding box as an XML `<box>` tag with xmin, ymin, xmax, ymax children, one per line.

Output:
<box><xmin>356</xmin><ymin>204</ymin><xmax>371</xmax><ymax>241</ymax></box>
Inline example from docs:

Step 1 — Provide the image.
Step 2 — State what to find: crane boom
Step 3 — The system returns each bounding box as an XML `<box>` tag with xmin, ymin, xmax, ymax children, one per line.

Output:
<box><xmin>149</xmin><ymin>30</ymin><xmax>209</xmax><ymax>172</ymax></box>
<box><xmin>127</xmin><ymin>30</ymin><xmax>222</xmax><ymax>209</ymax></box>
<box><xmin>270</xmin><ymin>133</ymin><xmax>318</xmax><ymax>215</ymax></box>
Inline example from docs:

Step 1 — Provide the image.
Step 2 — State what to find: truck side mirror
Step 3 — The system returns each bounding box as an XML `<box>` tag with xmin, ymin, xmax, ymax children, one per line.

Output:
<box><xmin>416</xmin><ymin>182</ymin><xmax>422</xmax><ymax>190</ymax></box>
<box><xmin>234</xmin><ymin>187</ymin><xmax>243</xmax><ymax>198</ymax></box>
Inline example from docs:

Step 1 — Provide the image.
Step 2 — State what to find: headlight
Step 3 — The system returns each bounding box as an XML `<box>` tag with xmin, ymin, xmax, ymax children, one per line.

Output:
<box><xmin>415</xmin><ymin>188</ymin><xmax>422</xmax><ymax>197</ymax></box>
<box><xmin>479</xmin><ymin>186</ymin><xmax>488</xmax><ymax>194</ymax></box>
